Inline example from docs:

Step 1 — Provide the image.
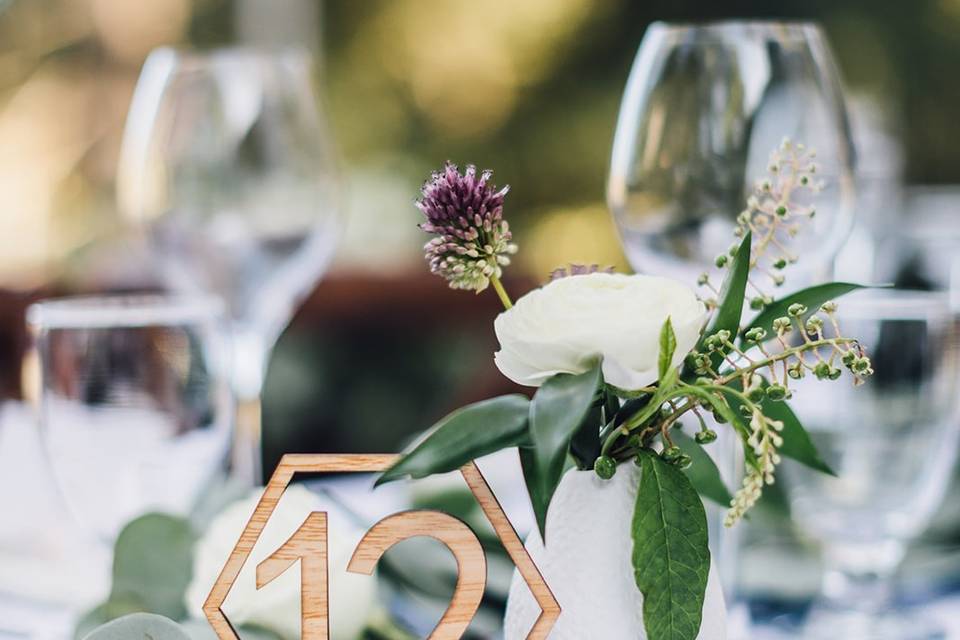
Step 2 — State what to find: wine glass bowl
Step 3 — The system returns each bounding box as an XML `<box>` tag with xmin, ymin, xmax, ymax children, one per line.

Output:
<box><xmin>27</xmin><ymin>295</ymin><xmax>232</xmax><ymax>541</ymax></box>
<box><xmin>783</xmin><ymin>289</ymin><xmax>960</xmax><ymax>638</ymax></box>
<box><xmin>608</xmin><ymin>20</ymin><xmax>855</xmax><ymax>283</ymax></box>
<box><xmin>118</xmin><ymin>46</ymin><xmax>342</xmax><ymax>483</ymax></box>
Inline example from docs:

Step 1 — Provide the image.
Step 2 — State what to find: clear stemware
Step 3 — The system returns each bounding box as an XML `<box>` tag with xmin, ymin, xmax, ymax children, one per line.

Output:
<box><xmin>117</xmin><ymin>46</ymin><xmax>341</xmax><ymax>484</ymax></box>
<box><xmin>608</xmin><ymin>20</ymin><xmax>855</xmax><ymax>285</ymax></box>
<box><xmin>784</xmin><ymin>288</ymin><xmax>960</xmax><ymax>639</ymax></box>
<box><xmin>27</xmin><ymin>295</ymin><xmax>232</xmax><ymax>541</ymax></box>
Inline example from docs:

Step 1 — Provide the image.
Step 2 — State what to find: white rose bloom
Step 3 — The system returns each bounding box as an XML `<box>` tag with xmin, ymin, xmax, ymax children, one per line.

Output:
<box><xmin>494</xmin><ymin>273</ymin><xmax>705</xmax><ymax>390</ymax></box>
<box><xmin>186</xmin><ymin>485</ymin><xmax>377</xmax><ymax>640</ymax></box>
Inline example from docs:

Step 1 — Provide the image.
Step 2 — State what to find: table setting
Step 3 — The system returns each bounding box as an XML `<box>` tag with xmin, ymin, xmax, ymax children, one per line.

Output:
<box><xmin>0</xmin><ymin>3</ymin><xmax>959</xmax><ymax>640</ymax></box>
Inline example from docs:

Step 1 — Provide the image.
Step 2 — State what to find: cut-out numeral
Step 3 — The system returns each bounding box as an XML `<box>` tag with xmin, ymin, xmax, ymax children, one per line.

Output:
<box><xmin>256</xmin><ymin>512</ymin><xmax>330</xmax><ymax>640</ymax></box>
<box><xmin>348</xmin><ymin>510</ymin><xmax>487</xmax><ymax>640</ymax></box>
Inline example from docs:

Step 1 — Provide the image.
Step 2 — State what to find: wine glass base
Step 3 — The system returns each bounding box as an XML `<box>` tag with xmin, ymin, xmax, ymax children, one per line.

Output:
<box><xmin>797</xmin><ymin>606</ymin><xmax>946</xmax><ymax>640</ymax></box>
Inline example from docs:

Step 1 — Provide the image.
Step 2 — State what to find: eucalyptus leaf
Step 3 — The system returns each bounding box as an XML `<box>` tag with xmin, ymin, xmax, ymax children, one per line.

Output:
<box><xmin>378</xmin><ymin>394</ymin><xmax>530</xmax><ymax>484</ymax></box>
<box><xmin>526</xmin><ymin>364</ymin><xmax>602</xmax><ymax>539</ymax></box>
<box><xmin>632</xmin><ymin>451</ymin><xmax>710</xmax><ymax>640</ymax></box>
<box><xmin>742</xmin><ymin>282</ymin><xmax>865</xmax><ymax>340</ymax></box>
<box><xmin>74</xmin><ymin>598</ymin><xmax>146</xmax><ymax>640</ymax></box>
<box><xmin>673</xmin><ymin>431</ymin><xmax>733</xmax><ymax>506</ymax></box>
<box><xmin>110</xmin><ymin>514</ymin><xmax>194</xmax><ymax>621</ymax></box>
<box><xmin>80</xmin><ymin>613</ymin><xmax>190</xmax><ymax>640</ymax></box>
<box><xmin>658</xmin><ymin>317</ymin><xmax>677</xmax><ymax>381</ymax></box>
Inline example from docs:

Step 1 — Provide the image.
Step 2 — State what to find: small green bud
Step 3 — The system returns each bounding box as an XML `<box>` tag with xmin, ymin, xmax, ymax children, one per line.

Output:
<box><xmin>765</xmin><ymin>384</ymin><xmax>788</xmax><ymax>401</ymax></box>
<box><xmin>773</xmin><ymin>258</ymin><xmax>788</xmax><ymax>270</ymax></box>
<box><xmin>787</xmin><ymin>303</ymin><xmax>808</xmax><ymax>317</ymax></box>
<box><xmin>594</xmin><ymin>456</ymin><xmax>617</xmax><ymax>479</ymax></box>
<box><xmin>828</xmin><ymin>367</ymin><xmax>842</xmax><ymax>380</ymax></box>
<box><xmin>675</xmin><ymin>454</ymin><xmax>693</xmax><ymax>470</ymax></box>
<box><xmin>820</xmin><ymin>301</ymin><xmax>838</xmax><ymax>314</ymax></box>
<box><xmin>661</xmin><ymin>446</ymin><xmax>683</xmax><ymax>462</ymax></box>
<box><xmin>744</xmin><ymin>327</ymin><xmax>767</xmax><ymax>342</ymax></box>
<box><xmin>697</xmin><ymin>272</ymin><xmax>709</xmax><ymax>286</ymax></box>
<box><xmin>715</xmin><ymin>254</ymin><xmax>728</xmax><ymax>268</ymax></box>
<box><xmin>853</xmin><ymin>356</ymin><xmax>873</xmax><ymax>374</ymax></box>
<box><xmin>813</xmin><ymin>361</ymin><xmax>831</xmax><ymax>380</ymax></box>
<box><xmin>772</xmin><ymin>274</ymin><xmax>785</xmax><ymax>287</ymax></box>
<box><xmin>715</xmin><ymin>329</ymin><xmax>731</xmax><ymax>343</ymax></box>
<box><xmin>842</xmin><ymin>351</ymin><xmax>857</xmax><ymax>367</ymax></box>
<box><xmin>747</xmin><ymin>386</ymin><xmax>766</xmax><ymax>402</ymax></box>
<box><xmin>695</xmin><ymin>429</ymin><xmax>718</xmax><ymax>444</ymax></box>
<box><xmin>750</xmin><ymin>296</ymin><xmax>766</xmax><ymax>310</ymax></box>
<box><xmin>805</xmin><ymin>316</ymin><xmax>824</xmax><ymax>333</ymax></box>
<box><xmin>787</xmin><ymin>361</ymin><xmax>805</xmax><ymax>379</ymax></box>
<box><xmin>695</xmin><ymin>376</ymin><xmax>713</xmax><ymax>386</ymax></box>
<box><xmin>772</xmin><ymin>317</ymin><xmax>792</xmax><ymax>333</ymax></box>
<box><xmin>801</xmin><ymin>175</ymin><xmax>809</xmax><ymax>185</ymax></box>
<box><xmin>776</xmin><ymin>205</ymin><xmax>787</xmax><ymax>217</ymax></box>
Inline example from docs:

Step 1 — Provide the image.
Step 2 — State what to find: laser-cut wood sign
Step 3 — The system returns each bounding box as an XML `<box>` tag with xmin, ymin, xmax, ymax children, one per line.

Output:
<box><xmin>203</xmin><ymin>454</ymin><xmax>560</xmax><ymax>639</ymax></box>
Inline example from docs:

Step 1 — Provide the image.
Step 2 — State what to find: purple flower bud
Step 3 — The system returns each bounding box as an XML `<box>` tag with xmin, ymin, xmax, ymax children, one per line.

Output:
<box><xmin>417</xmin><ymin>162</ymin><xmax>517</xmax><ymax>292</ymax></box>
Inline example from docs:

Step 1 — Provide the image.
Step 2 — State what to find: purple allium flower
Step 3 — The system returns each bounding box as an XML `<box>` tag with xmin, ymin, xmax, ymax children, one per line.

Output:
<box><xmin>417</xmin><ymin>162</ymin><xmax>518</xmax><ymax>292</ymax></box>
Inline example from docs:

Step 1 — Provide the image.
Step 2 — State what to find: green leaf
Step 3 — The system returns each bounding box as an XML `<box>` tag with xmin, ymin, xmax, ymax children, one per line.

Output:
<box><xmin>80</xmin><ymin>613</ymin><xmax>190</xmax><ymax>640</ymax></box>
<box><xmin>687</xmin><ymin>233</ymin><xmax>751</xmax><ymax>378</ymax></box>
<box><xmin>633</xmin><ymin>451</ymin><xmax>711</xmax><ymax>640</ymax></box>
<box><xmin>110</xmin><ymin>514</ymin><xmax>194</xmax><ymax>621</ymax></box>
<box><xmin>742</xmin><ymin>282</ymin><xmax>865</xmax><ymax>340</ymax></box>
<box><xmin>378</xmin><ymin>394</ymin><xmax>530</xmax><ymax>485</ymax></box>
<box><xmin>721</xmin><ymin>380</ymin><xmax>833</xmax><ymax>476</ymax></box>
<box><xmin>526</xmin><ymin>364</ymin><xmax>603</xmax><ymax>539</ymax></box>
<box><xmin>673</xmin><ymin>431</ymin><xmax>733</xmax><ymax>506</ymax></box>
<box><xmin>759</xmin><ymin>392</ymin><xmax>836</xmax><ymax>476</ymax></box>
<box><xmin>659</xmin><ymin>317</ymin><xmax>678</xmax><ymax>380</ymax></box>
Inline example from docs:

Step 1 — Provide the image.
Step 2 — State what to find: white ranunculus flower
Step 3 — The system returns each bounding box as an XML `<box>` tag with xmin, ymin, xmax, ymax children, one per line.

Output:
<box><xmin>186</xmin><ymin>485</ymin><xmax>377</xmax><ymax>640</ymax></box>
<box><xmin>494</xmin><ymin>273</ymin><xmax>705</xmax><ymax>390</ymax></box>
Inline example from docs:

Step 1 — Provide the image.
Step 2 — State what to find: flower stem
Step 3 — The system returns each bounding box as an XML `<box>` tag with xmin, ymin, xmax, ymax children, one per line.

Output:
<box><xmin>490</xmin><ymin>274</ymin><xmax>513</xmax><ymax>310</ymax></box>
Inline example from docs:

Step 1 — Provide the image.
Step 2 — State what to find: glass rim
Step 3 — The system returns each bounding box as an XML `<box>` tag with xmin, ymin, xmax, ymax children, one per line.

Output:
<box><xmin>646</xmin><ymin>19</ymin><xmax>823</xmax><ymax>42</ymax></box>
<box><xmin>27</xmin><ymin>294</ymin><xmax>224</xmax><ymax>330</ymax></box>
<box><xmin>834</xmin><ymin>288</ymin><xmax>953</xmax><ymax>321</ymax></box>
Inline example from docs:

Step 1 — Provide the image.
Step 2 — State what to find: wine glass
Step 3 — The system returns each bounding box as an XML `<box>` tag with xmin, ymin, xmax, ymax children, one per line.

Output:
<box><xmin>608</xmin><ymin>20</ymin><xmax>855</xmax><ymax>285</ymax></box>
<box><xmin>117</xmin><ymin>47</ymin><xmax>341</xmax><ymax>484</ymax></box>
<box><xmin>783</xmin><ymin>288</ymin><xmax>960</xmax><ymax>639</ymax></box>
<box><xmin>27</xmin><ymin>295</ymin><xmax>232</xmax><ymax>541</ymax></box>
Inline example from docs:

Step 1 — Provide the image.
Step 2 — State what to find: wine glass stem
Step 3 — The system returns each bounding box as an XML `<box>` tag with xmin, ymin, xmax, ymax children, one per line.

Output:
<box><xmin>230</xmin><ymin>326</ymin><xmax>270</xmax><ymax>486</ymax></box>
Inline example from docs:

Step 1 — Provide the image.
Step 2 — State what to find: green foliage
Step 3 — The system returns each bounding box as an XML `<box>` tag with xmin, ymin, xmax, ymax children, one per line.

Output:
<box><xmin>111</xmin><ymin>514</ymin><xmax>195</xmax><ymax>620</ymax></box>
<box><xmin>726</xmin><ymin>378</ymin><xmax>835</xmax><ymax>476</ymax></box>
<box><xmin>742</xmin><ymin>282</ymin><xmax>865</xmax><ymax>341</ymax></box>
<box><xmin>79</xmin><ymin>613</ymin><xmax>190</xmax><ymax>640</ymax></box>
<box><xmin>673</xmin><ymin>430</ymin><xmax>733</xmax><ymax>506</ymax></box>
<box><xmin>658</xmin><ymin>318</ymin><xmax>677</xmax><ymax>380</ymax></box>
<box><xmin>694</xmin><ymin>232</ymin><xmax>751</xmax><ymax>375</ymax></box>
<box><xmin>377</xmin><ymin>394</ymin><xmax>531</xmax><ymax>484</ymax></box>
<box><xmin>632</xmin><ymin>452</ymin><xmax>710</xmax><ymax>640</ymax></box>
<box><xmin>524</xmin><ymin>363</ymin><xmax>602</xmax><ymax>539</ymax></box>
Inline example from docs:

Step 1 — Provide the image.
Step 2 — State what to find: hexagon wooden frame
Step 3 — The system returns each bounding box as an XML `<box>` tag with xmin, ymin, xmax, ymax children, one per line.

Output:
<box><xmin>203</xmin><ymin>453</ymin><xmax>560</xmax><ymax>639</ymax></box>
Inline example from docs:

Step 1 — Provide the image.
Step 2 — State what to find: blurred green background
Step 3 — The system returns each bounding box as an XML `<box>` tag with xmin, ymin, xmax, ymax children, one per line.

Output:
<box><xmin>0</xmin><ymin>0</ymin><xmax>958</xmax><ymax>471</ymax></box>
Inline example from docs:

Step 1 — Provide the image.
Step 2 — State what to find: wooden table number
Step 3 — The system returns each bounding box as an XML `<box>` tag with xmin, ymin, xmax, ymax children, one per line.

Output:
<box><xmin>203</xmin><ymin>454</ymin><xmax>560</xmax><ymax>640</ymax></box>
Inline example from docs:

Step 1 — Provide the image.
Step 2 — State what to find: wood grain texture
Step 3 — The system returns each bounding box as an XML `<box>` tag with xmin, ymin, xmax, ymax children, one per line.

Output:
<box><xmin>203</xmin><ymin>453</ymin><xmax>560</xmax><ymax>639</ymax></box>
<box><xmin>460</xmin><ymin>461</ymin><xmax>561</xmax><ymax>639</ymax></box>
<box><xmin>257</xmin><ymin>512</ymin><xmax>329</xmax><ymax>639</ymax></box>
<box><xmin>348</xmin><ymin>511</ymin><xmax>486</xmax><ymax>639</ymax></box>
